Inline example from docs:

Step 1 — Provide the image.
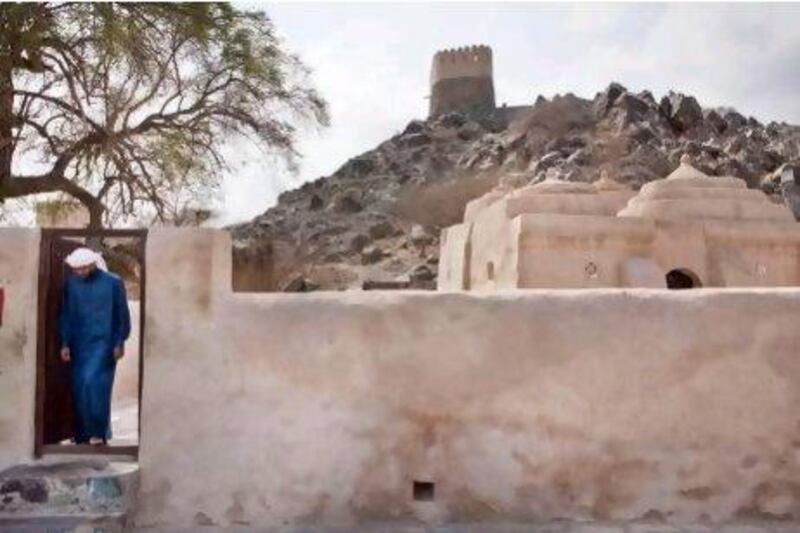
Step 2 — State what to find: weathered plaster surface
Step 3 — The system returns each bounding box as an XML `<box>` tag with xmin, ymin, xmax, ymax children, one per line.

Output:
<box><xmin>137</xmin><ymin>229</ymin><xmax>800</xmax><ymax>529</ymax></box>
<box><xmin>0</xmin><ymin>229</ymin><xmax>40</xmax><ymax>469</ymax></box>
<box><xmin>439</xmin><ymin>163</ymin><xmax>800</xmax><ymax>291</ymax></box>
<box><xmin>112</xmin><ymin>302</ymin><xmax>140</xmax><ymax>405</ymax></box>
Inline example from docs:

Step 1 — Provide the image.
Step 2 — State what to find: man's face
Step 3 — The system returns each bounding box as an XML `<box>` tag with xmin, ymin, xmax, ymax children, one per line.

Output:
<box><xmin>72</xmin><ymin>264</ymin><xmax>96</xmax><ymax>279</ymax></box>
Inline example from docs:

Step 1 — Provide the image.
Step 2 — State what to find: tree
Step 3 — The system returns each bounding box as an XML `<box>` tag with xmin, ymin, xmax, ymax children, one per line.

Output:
<box><xmin>0</xmin><ymin>2</ymin><xmax>328</xmax><ymax>228</ymax></box>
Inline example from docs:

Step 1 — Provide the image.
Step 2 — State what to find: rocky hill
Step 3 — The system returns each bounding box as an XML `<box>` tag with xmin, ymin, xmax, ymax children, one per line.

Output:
<box><xmin>229</xmin><ymin>83</ymin><xmax>800</xmax><ymax>291</ymax></box>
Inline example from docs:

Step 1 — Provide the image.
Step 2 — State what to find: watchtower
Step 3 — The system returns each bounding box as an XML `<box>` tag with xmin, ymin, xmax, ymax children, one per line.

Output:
<box><xmin>429</xmin><ymin>45</ymin><xmax>495</xmax><ymax>118</ymax></box>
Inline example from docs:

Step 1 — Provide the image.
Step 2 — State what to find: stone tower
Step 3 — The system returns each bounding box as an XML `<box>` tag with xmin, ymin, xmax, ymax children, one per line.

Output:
<box><xmin>429</xmin><ymin>45</ymin><xmax>495</xmax><ymax>118</ymax></box>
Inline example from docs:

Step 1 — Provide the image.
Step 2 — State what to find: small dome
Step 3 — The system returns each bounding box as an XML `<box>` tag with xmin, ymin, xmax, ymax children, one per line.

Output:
<box><xmin>593</xmin><ymin>170</ymin><xmax>631</xmax><ymax>192</ymax></box>
<box><xmin>665</xmin><ymin>154</ymin><xmax>712</xmax><ymax>181</ymax></box>
<box><xmin>499</xmin><ymin>176</ymin><xmax>629</xmax><ymax>218</ymax></box>
<box><xmin>511</xmin><ymin>177</ymin><xmax>596</xmax><ymax>197</ymax></box>
<box><xmin>618</xmin><ymin>159</ymin><xmax>794</xmax><ymax>222</ymax></box>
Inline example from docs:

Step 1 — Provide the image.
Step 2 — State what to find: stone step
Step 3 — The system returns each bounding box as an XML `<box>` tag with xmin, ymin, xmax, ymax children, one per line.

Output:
<box><xmin>0</xmin><ymin>511</ymin><xmax>128</xmax><ymax>532</ymax></box>
<box><xmin>0</xmin><ymin>458</ymin><xmax>138</xmax><ymax>531</ymax></box>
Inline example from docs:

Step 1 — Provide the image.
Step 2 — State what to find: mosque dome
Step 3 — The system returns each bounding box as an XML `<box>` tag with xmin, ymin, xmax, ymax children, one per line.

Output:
<box><xmin>501</xmin><ymin>175</ymin><xmax>629</xmax><ymax>218</ymax></box>
<box><xmin>511</xmin><ymin>177</ymin><xmax>596</xmax><ymax>196</ymax></box>
<box><xmin>593</xmin><ymin>170</ymin><xmax>631</xmax><ymax>192</ymax></box>
<box><xmin>618</xmin><ymin>155</ymin><xmax>795</xmax><ymax>222</ymax></box>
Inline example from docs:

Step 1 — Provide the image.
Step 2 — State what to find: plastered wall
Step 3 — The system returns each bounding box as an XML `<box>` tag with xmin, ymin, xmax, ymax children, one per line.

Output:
<box><xmin>441</xmin><ymin>211</ymin><xmax>800</xmax><ymax>290</ymax></box>
<box><xmin>0</xmin><ymin>229</ymin><xmax>40</xmax><ymax>469</ymax></box>
<box><xmin>136</xmin><ymin>228</ymin><xmax>800</xmax><ymax>529</ymax></box>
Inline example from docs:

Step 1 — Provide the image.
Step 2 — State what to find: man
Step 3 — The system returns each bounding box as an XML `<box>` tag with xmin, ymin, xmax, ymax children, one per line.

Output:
<box><xmin>59</xmin><ymin>247</ymin><xmax>131</xmax><ymax>445</ymax></box>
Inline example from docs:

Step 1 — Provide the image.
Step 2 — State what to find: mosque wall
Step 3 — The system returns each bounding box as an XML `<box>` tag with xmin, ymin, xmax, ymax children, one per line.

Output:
<box><xmin>0</xmin><ymin>229</ymin><xmax>40</xmax><ymax>469</ymax></box>
<box><xmin>464</xmin><ymin>200</ymin><xmax>519</xmax><ymax>290</ymax></box>
<box><xmin>440</xmin><ymin>163</ymin><xmax>800</xmax><ymax>291</ymax></box>
<box><xmin>453</xmin><ymin>215</ymin><xmax>800</xmax><ymax>290</ymax></box>
<box><xmin>515</xmin><ymin>215</ymin><xmax>657</xmax><ymax>289</ymax></box>
<box><xmin>136</xmin><ymin>228</ymin><xmax>800</xmax><ymax>529</ymax></box>
<box><xmin>437</xmin><ymin>222</ymin><xmax>472</xmax><ymax>290</ymax></box>
<box><xmin>704</xmin><ymin>224</ymin><xmax>800</xmax><ymax>287</ymax></box>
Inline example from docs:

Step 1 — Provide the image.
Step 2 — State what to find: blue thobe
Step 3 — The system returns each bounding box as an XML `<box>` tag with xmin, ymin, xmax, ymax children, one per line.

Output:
<box><xmin>58</xmin><ymin>269</ymin><xmax>131</xmax><ymax>443</ymax></box>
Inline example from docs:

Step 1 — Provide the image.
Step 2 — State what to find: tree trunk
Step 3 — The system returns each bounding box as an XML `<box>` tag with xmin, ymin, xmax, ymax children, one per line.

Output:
<box><xmin>87</xmin><ymin>203</ymin><xmax>104</xmax><ymax>229</ymax></box>
<box><xmin>0</xmin><ymin>51</ymin><xmax>14</xmax><ymax>185</ymax></box>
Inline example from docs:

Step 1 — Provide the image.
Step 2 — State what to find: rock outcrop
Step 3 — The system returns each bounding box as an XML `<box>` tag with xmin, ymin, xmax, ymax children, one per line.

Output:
<box><xmin>230</xmin><ymin>83</ymin><xmax>800</xmax><ymax>291</ymax></box>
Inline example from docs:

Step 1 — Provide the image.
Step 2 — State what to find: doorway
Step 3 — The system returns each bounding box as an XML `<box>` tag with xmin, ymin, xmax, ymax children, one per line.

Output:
<box><xmin>35</xmin><ymin>229</ymin><xmax>146</xmax><ymax>457</ymax></box>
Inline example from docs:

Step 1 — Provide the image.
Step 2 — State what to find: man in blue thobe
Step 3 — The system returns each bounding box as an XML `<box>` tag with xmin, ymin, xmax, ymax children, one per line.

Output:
<box><xmin>58</xmin><ymin>247</ymin><xmax>131</xmax><ymax>445</ymax></box>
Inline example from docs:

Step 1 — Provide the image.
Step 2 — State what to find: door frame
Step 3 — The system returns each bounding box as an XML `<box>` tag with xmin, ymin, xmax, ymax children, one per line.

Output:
<box><xmin>34</xmin><ymin>228</ymin><xmax>148</xmax><ymax>458</ymax></box>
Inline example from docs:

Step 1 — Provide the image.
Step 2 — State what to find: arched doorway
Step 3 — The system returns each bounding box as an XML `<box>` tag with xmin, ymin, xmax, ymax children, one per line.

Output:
<box><xmin>665</xmin><ymin>268</ymin><xmax>701</xmax><ymax>289</ymax></box>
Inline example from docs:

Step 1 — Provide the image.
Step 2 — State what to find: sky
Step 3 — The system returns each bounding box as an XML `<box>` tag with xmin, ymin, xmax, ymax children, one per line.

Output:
<box><xmin>216</xmin><ymin>3</ymin><xmax>800</xmax><ymax>225</ymax></box>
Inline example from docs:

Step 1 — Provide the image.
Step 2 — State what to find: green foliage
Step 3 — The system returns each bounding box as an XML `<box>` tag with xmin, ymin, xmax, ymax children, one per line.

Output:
<box><xmin>0</xmin><ymin>2</ymin><xmax>329</xmax><ymax>227</ymax></box>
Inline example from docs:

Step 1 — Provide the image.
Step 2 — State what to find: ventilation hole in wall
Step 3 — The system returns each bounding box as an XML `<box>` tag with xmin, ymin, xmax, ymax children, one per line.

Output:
<box><xmin>486</xmin><ymin>261</ymin><xmax>495</xmax><ymax>281</ymax></box>
<box><xmin>585</xmin><ymin>261</ymin><xmax>598</xmax><ymax>279</ymax></box>
<box><xmin>413</xmin><ymin>481</ymin><xmax>435</xmax><ymax>501</ymax></box>
<box><xmin>666</xmin><ymin>268</ymin><xmax>701</xmax><ymax>289</ymax></box>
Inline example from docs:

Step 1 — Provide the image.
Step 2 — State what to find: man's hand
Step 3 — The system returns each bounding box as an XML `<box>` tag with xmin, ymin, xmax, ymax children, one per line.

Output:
<box><xmin>60</xmin><ymin>347</ymin><xmax>70</xmax><ymax>363</ymax></box>
<box><xmin>113</xmin><ymin>345</ymin><xmax>125</xmax><ymax>361</ymax></box>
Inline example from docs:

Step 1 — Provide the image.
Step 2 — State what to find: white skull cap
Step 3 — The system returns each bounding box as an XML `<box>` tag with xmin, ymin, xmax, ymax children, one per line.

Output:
<box><xmin>65</xmin><ymin>247</ymin><xmax>107</xmax><ymax>271</ymax></box>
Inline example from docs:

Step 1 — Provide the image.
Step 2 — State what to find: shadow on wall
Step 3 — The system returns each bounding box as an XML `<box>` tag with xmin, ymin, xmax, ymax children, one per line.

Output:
<box><xmin>112</xmin><ymin>301</ymin><xmax>140</xmax><ymax>404</ymax></box>
<box><xmin>102</xmin><ymin>300</ymin><xmax>140</xmax><ymax>445</ymax></box>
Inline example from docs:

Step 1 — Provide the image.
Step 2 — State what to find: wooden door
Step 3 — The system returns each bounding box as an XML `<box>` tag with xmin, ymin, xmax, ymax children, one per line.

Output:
<box><xmin>42</xmin><ymin>237</ymin><xmax>82</xmax><ymax>444</ymax></box>
<box><xmin>35</xmin><ymin>229</ymin><xmax>146</xmax><ymax>457</ymax></box>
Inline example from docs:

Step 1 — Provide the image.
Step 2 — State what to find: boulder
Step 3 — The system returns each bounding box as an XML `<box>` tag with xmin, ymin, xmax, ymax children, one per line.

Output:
<box><xmin>410</xmin><ymin>224</ymin><xmax>435</xmax><ymax>246</ymax></box>
<box><xmin>637</xmin><ymin>90</ymin><xmax>656</xmax><ymax>106</ymax></box>
<box><xmin>660</xmin><ymin>92</ymin><xmax>703</xmax><ymax>131</ymax></box>
<box><xmin>361</xmin><ymin>246</ymin><xmax>385</xmax><ymax>265</ymax></box>
<box><xmin>409</xmin><ymin>264</ymin><xmax>437</xmax><ymax>289</ymax></box>
<box><xmin>328</xmin><ymin>191</ymin><xmax>362</xmax><ymax>213</ymax></box>
<box><xmin>403</xmin><ymin>120</ymin><xmax>426</xmax><ymax>135</ymax></box>
<box><xmin>628</xmin><ymin>122</ymin><xmax>658</xmax><ymax>145</ymax></box>
<box><xmin>545</xmin><ymin>136</ymin><xmax>586</xmax><ymax>156</ymax></box>
<box><xmin>567</xmin><ymin>147</ymin><xmax>592</xmax><ymax>166</ymax></box>
<box><xmin>282</xmin><ymin>276</ymin><xmax>320</xmax><ymax>292</ymax></box>
<box><xmin>724</xmin><ymin>110</ymin><xmax>748</xmax><ymax>130</ymax></box>
<box><xmin>593</xmin><ymin>82</ymin><xmax>627</xmax><ymax>117</ymax></box>
<box><xmin>437</xmin><ymin>112</ymin><xmax>466</xmax><ymax>129</ymax></box>
<box><xmin>350</xmin><ymin>233</ymin><xmax>370</xmax><ymax>252</ymax></box>
<box><xmin>704</xmin><ymin>109</ymin><xmax>727</xmax><ymax>134</ymax></box>
<box><xmin>529</xmin><ymin>151</ymin><xmax>563</xmax><ymax>174</ymax></box>
<box><xmin>308</xmin><ymin>194</ymin><xmax>324</xmax><ymax>211</ymax></box>
<box><xmin>401</xmin><ymin>132</ymin><xmax>432</xmax><ymax>148</ymax></box>
<box><xmin>410</xmin><ymin>264</ymin><xmax>436</xmax><ymax>282</ymax></box>
<box><xmin>457</xmin><ymin>122</ymin><xmax>483</xmax><ymax>141</ymax></box>
<box><xmin>368</xmin><ymin>220</ymin><xmax>397</xmax><ymax>240</ymax></box>
<box><xmin>334</xmin><ymin>155</ymin><xmax>376</xmax><ymax>179</ymax></box>
<box><xmin>613</xmin><ymin>93</ymin><xmax>652</xmax><ymax>126</ymax></box>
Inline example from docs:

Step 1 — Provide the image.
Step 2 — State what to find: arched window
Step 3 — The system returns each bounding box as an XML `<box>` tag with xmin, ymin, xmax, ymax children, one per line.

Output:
<box><xmin>486</xmin><ymin>261</ymin><xmax>495</xmax><ymax>281</ymax></box>
<box><xmin>665</xmin><ymin>268</ymin><xmax>701</xmax><ymax>289</ymax></box>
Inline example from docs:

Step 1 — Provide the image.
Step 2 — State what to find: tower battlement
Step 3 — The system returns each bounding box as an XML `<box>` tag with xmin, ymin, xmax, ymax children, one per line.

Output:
<box><xmin>429</xmin><ymin>44</ymin><xmax>495</xmax><ymax>118</ymax></box>
<box><xmin>430</xmin><ymin>45</ymin><xmax>493</xmax><ymax>85</ymax></box>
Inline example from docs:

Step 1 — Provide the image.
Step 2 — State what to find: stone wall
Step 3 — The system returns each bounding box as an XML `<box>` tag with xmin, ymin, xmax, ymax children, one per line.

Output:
<box><xmin>0</xmin><ymin>229</ymin><xmax>40</xmax><ymax>469</ymax></box>
<box><xmin>429</xmin><ymin>45</ymin><xmax>495</xmax><ymax>118</ymax></box>
<box><xmin>136</xmin><ymin>228</ymin><xmax>800</xmax><ymax>529</ymax></box>
<box><xmin>430</xmin><ymin>45</ymin><xmax>493</xmax><ymax>86</ymax></box>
